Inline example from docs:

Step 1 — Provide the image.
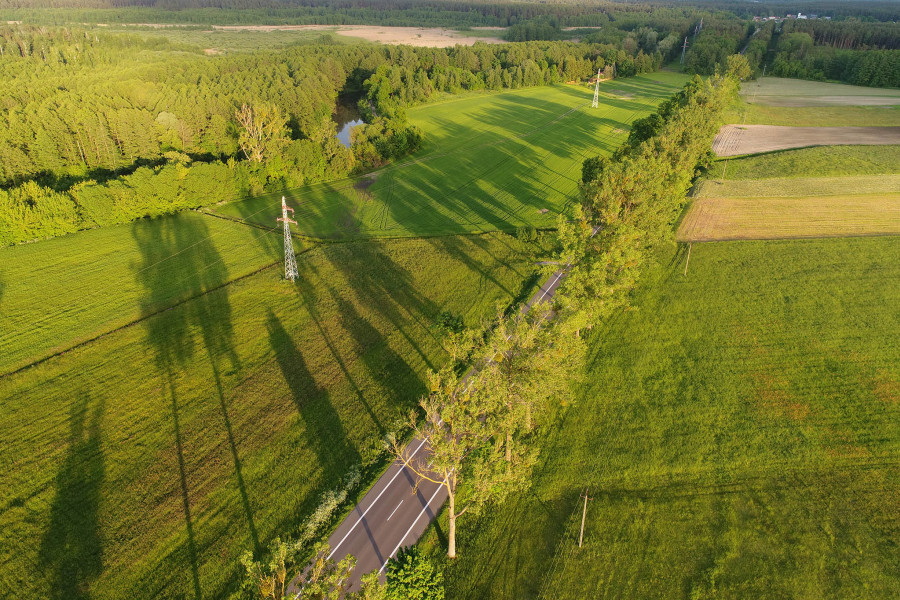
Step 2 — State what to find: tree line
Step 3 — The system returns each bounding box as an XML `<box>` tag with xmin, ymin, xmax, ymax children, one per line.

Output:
<box><xmin>240</xmin><ymin>57</ymin><xmax>747</xmax><ymax>599</ymax></box>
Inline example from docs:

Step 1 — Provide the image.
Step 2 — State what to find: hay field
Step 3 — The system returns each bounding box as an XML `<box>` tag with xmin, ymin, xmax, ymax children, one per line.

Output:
<box><xmin>712</xmin><ymin>125</ymin><xmax>900</xmax><ymax>156</ymax></box>
<box><xmin>678</xmin><ymin>193</ymin><xmax>900</xmax><ymax>241</ymax></box>
<box><xmin>210</xmin><ymin>24</ymin><xmax>505</xmax><ymax>46</ymax></box>
<box><xmin>678</xmin><ymin>175</ymin><xmax>900</xmax><ymax>242</ymax></box>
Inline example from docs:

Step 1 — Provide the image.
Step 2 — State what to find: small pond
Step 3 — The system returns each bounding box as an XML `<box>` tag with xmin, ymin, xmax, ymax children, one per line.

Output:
<box><xmin>334</xmin><ymin>95</ymin><xmax>364</xmax><ymax>148</ymax></box>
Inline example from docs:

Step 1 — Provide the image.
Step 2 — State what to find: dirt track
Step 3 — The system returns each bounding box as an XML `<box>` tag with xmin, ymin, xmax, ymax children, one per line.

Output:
<box><xmin>712</xmin><ymin>125</ymin><xmax>900</xmax><ymax>157</ymax></box>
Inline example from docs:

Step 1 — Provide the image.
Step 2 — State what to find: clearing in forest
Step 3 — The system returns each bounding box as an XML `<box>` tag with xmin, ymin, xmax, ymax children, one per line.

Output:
<box><xmin>711</xmin><ymin>125</ymin><xmax>900</xmax><ymax>156</ymax></box>
<box><xmin>210</xmin><ymin>73</ymin><xmax>688</xmax><ymax>238</ymax></box>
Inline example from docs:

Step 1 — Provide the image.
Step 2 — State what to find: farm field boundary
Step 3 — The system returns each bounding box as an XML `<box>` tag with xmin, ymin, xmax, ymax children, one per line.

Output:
<box><xmin>677</xmin><ymin>193</ymin><xmax>900</xmax><ymax>242</ymax></box>
<box><xmin>695</xmin><ymin>174</ymin><xmax>900</xmax><ymax>199</ymax></box>
<box><xmin>712</xmin><ymin>125</ymin><xmax>900</xmax><ymax>157</ymax></box>
<box><xmin>740</xmin><ymin>77</ymin><xmax>900</xmax><ymax>107</ymax></box>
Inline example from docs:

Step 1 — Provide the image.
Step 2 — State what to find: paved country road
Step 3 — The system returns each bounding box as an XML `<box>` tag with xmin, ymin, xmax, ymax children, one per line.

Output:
<box><xmin>287</xmin><ymin>265</ymin><xmax>570</xmax><ymax>594</ymax></box>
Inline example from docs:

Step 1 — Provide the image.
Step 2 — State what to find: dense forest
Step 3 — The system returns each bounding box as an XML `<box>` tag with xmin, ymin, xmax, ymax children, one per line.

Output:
<box><xmin>0</xmin><ymin>25</ymin><xmax>662</xmax><ymax>245</ymax></box>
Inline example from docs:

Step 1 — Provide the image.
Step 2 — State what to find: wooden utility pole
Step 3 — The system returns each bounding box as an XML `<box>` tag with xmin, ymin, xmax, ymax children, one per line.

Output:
<box><xmin>579</xmin><ymin>491</ymin><xmax>592</xmax><ymax>548</ymax></box>
<box><xmin>684</xmin><ymin>243</ymin><xmax>692</xmax><ymax>277</ymax></box>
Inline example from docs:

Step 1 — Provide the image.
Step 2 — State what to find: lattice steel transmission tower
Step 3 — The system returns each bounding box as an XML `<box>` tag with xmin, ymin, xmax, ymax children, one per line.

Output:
<box><xmin>278</xmin><ymin>196</ymin><xmax>299</xmax><ymax>282</ymax></box>
<box><xmin>591</xmin><ymin>68</ymin><xmax>601</xmax><ymax>108</ymax></box>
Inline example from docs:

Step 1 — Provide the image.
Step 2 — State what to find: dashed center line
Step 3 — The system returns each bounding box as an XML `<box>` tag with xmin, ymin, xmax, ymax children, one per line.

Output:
<box><xmin>387</xmin><ymin>500</ymin><xmax>403</xmax><ymax>521</ymax></box>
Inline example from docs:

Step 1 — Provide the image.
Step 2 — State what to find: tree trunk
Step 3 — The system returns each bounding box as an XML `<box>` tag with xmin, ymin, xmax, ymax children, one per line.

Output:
<box><xmin>505</xmin><ymin>428</ymin><xmax>512</xmax><ymax>463</ymax></box>
<box><xmin>525</xmin><ymin>401</ymin><xmax>532</xmax><ymax>431</ymax></box>
<box><xmin>447</xmin><ymin>481</ymin><xmax>457</xmax><ymax>559</ymax></box>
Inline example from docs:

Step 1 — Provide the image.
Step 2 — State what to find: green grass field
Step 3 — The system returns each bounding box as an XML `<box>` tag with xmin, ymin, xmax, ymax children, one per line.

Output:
<box><xmin>210</xmin><ymin>74</ymin><xmax>688</xmax><ymax>238</ymax></box>
<box><xmin>0</xmin><ymin>232</ymin><xmax>541</xmax><ymax>600</ymax></box>
<box><xmin>0</xmin><ymin>211</ymin><xmax>289</xmax><ymax>375</ymax></box>
<box><xmin>433</xmin><ymin>238</ymin><xmax>900</xmax><ymax>599</ymax></box>
<box><xmin>725</xmin><ymin>77</ymin><xmax>900</xmax><ymax>126</ymax></box>
<box><xmin>713</xmin><ymin>145</ymin><xmax>900</xmax><ymax>180</ymax></box>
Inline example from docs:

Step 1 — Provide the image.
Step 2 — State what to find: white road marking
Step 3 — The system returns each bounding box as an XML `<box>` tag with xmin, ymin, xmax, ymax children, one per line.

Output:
<box><xmin>387</xmin><ymin>501</ymin><xmax>403</xmax><ymax>521</ymax></box>
<box><xmin>327</xmin><ymin>436</ymin><xmax>429</xmax><ymax>559</ymax></box>
<box><xmin>379</xmin><ymin>478</ymin><xmax>447</xmax><ymax>573</ymax></box>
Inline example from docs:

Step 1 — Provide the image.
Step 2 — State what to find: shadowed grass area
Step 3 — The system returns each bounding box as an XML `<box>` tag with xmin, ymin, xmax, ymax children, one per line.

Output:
<box><xmin>0</xmin><ymin>211</ymin><xmax>288</xmax><ymax>376</ymax></box>
<box><xmin>210</xmin><ymin>73</ymin><xmax>689</xmax><ymax>238</ymax></box>
<box><xmin>429</xmin><ymin>237</ymin><xmax>900</xmax><ymax>600</ymax></box>
<box><xmin>0</xmin><ymin>232</ymin><xmax>541</xmax><ymax>600</ymax></box>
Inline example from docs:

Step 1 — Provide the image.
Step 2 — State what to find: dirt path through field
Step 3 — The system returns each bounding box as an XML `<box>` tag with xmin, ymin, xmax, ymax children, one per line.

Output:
<box><xmin>713</xmin><ymin>125</ymin><xmax>900</xmax><ymax>157</ymax></box>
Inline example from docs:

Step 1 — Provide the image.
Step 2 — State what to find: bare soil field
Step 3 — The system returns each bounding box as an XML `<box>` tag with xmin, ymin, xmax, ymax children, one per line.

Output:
<box><xmin>211</xmin><ymin>24</ymin><xmax>504</xmax><ymax>46</ymax></box>
<box><xmin>678</xmin><ymin>193</ymin><xmax>900</xmax><ymax>241</ymax></box>
<box><xmin>741</xmin><ymin>77</ymin><xmax>900</xmax><ymax>107</ymax></box>
<box><xmin>712</xmin><ymin>125</ymin><xmax>900</xmax><ymax>156</ymax></box>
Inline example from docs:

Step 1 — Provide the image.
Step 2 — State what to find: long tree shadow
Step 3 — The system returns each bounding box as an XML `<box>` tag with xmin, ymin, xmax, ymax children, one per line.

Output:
<box><xmin>38</xmin><ymin>394</ymin><xmax>106</xmax><ymax>600</ymax></box>
<box><xmin>266</xmin><ymin>309</ymin><xmax>361</xmax><ymax>476</ymax></box>
<box><xmin>321</xmin><ymin>242</ymin><xmax>441</xmax><ymax>372</ymax></box>
<box><xmin>132</xmin><ymin>211</ymin><xmax>257</xmax><ymax>598</ymax></box>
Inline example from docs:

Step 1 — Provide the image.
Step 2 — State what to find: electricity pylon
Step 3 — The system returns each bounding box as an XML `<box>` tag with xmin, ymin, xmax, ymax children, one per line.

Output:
<box><xmin>680</xmin><ymin>36</ymin><xmax>689</xmax><ymax>64</ymax></box>
<box><xmin>278</xmin><ymin>196</ymin><xmax>299</xmax><ymax>282</ymax></box>
<box><xmin>591</xmin><ymin>68</ymin><xmax>601</xmax><ymax>108</ymax></box>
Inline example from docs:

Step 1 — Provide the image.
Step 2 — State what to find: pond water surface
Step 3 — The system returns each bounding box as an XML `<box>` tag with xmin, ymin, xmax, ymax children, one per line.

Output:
<box><xmin>334</xmin><ymin>96</ymin><xmax>364</xmax><ymax>148</ymax></box>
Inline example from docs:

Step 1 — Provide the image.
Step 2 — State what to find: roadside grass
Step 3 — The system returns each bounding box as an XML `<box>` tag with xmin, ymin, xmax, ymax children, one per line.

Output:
<box><xmin>431</xmin><ymin>237</ymin><xmax>900</xmax><ymax>599</ymax></box>
<box><xmin>711</xmin><ymin>145</ymin><xmax>900</xmax><ymax>180</ymax></box>
<box><xmin>0</xmin><ymin>211</ymin><xmax>288</xmax><ymax>376</ymax></box>
<box><xmin>210</xmin><ymin>73</ymin><xmax>688</xmax><ymax>238</ymax></box>
<box><xmin>0</xmin><ymin>232</ymin><xmax>541</xmax><ymax>600</ymax></box>
<box><xmin>677</xmin><ymin>193</ymin><xmax>900</xmax><ymax>241</ymax></box>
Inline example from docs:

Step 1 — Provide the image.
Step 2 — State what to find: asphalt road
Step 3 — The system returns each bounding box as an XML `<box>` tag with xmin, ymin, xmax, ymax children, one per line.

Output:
<box><xmin>289</xmin><ymin>266</ymin><xmax>569</xmax><ymax>594</ymax></box>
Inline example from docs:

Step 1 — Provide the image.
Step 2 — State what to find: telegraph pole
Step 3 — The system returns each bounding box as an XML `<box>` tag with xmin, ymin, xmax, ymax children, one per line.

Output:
<box><xmin>578</xmin><ymin>491</ymin><xmax>592</xmax><ymax>548</ymax></box>
<box><xmin>278</xmin><ymin>196</ymin><xmax>299</xmax><ymax>282</ymax></box>
<box><xmin>591</xmin><ymin>68</ymin><xmax>601</xmax><ymax>108</ymax></box>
